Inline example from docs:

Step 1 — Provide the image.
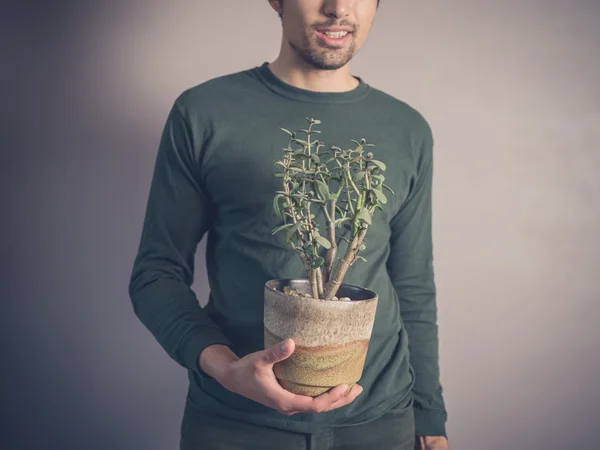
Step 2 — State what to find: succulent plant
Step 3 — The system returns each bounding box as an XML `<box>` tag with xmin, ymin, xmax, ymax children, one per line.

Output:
<box><xmin>272</xmin><ymin>118</ymin><xmax>394</xmax><ymax>300</ymax></box>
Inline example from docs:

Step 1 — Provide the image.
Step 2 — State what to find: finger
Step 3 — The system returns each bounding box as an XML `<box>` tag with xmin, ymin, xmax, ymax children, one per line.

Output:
<box><xmin>258</xmin><ymin>338</ymin><xmax>295</xmax><ymax>367</ymax></box>
<box><xmin>329</xmin><ymin>384</ymin><xmax>363</xmax><ymax>409</ymax></box>
<box><xmin>268</xmin><ymin>383</ymin><xmax>345</xmax><ymax>414</ymax></box>
<box><xmin>309</xmin><ymin>383</ymin><xmax>351</xmax><ymax>413</ymax></box>
<box><xmin>267</xmin><ymin>386</ymin><xmax>320</xmax><ymax>413</ymax></box>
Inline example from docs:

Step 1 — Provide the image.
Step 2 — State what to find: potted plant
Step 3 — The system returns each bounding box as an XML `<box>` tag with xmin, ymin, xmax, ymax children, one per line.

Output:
<box><xmin>264</xmin><ymin>118</ymin><xmax>394</xmax><ymax>397</ymax></box>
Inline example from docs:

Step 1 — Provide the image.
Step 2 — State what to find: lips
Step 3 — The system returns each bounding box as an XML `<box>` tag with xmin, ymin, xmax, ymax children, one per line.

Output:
<box><xmin>317</xmin><ymin>27</ymin><xmax>353</xmax><ymax>34</ymax></box>
<box><xmin>315</xmin><ymin>29</ymin><xmax>353</xmax><ymax>47</ymax></box>
<box><xmin>321</xmin><ymin>30</ymin><xmax>350</xmax><ymax>38</ymax></box>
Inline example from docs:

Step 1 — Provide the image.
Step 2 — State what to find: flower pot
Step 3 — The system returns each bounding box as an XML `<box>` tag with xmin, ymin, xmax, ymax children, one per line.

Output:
<box><xmin>263</xmin><ymin>278</ymin><xmax>378</xmax><ymax>397</ymax></box>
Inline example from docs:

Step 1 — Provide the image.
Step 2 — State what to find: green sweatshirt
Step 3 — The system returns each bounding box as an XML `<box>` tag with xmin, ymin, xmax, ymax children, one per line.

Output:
<box><xmin>128</xmin><ymin>62</ymin><xmax>447</xmax><ymax>437</ymax></box>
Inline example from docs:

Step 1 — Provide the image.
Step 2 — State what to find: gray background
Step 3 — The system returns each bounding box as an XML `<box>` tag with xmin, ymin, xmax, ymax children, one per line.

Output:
<box><xmin>2</xmin><ymin>1</ymin><xmax>599</xmax><ymax>449</ymax></box>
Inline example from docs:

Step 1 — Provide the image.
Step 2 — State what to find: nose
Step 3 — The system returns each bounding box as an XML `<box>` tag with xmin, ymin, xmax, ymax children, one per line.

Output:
<box><xmin>322</xmin><ymin>0</ymin><xmax>352</xmax><ymax>19</ymax></box>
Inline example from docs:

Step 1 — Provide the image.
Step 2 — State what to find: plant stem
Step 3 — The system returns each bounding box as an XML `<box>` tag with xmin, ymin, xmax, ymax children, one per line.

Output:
<box><xmin>290</xmin><ymin>241</ymin><xmax>311</xmax><ymax>275</ymax></box>
<box><xmin>302</xmin><ymin>124</ymin><xmax>326</xmax><ymax>296</ymax></box>
<box><xmin>283</xmin><ymin>182</ymin><xmax>308</xmax><ymax>249</ymax></box>
<box><xmin>304</xmin><ymin>200</ymin><xmax>325</xmax><ymax>296</ymax></box>
<box><xmin>316</xmin><ymin>268</ymin><xmax>324</xmax><ymax>297</ymax></box>
<box><xmin>310</xmin><ymin>268</ymin><xmax>319</xmax><ymax>298</ymax></box>
<box><xmin>345</xmin><ymin>179</ymin><xmax>355</xmax><ymax>215</ymax></box>
<box><xmin>323</xmin><ymin>199</ymin><xmax>337</xmax><ymax>283</ymax></box>
<box><xmin>323</xmin><ymin>226</ymin><xmax>368</xmax><ymax>300</ymax></box>
<box><xmin>348</xmin><ymin>169</ymin><xmax>362</xmax><ymax>196</ymax></box>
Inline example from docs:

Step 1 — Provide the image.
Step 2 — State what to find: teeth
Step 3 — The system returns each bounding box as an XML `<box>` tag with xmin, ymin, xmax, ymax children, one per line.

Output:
<box><xmin>324</xmin><ymin>31</ymin><xmax>348</xmax><ymax>38</ymax></box>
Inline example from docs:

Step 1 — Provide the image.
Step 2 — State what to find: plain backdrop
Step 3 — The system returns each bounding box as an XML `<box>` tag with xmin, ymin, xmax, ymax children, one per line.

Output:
<box><xmin>2</xmin><ymin>1</ymin><xmax>599</xmax><ymax>449</ymax></box>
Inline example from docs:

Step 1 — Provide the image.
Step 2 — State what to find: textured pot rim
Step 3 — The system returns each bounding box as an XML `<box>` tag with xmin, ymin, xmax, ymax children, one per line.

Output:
<box><xmin>265</xmin><ymin>278</ymin><xmax>377</xmax><ymax>302</ymax></box>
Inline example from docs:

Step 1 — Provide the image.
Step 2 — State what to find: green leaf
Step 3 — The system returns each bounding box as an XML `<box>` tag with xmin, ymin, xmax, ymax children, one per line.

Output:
<box><xmin>280</xmin><ymin>128</ymin><xmax>293</xmax><ymax>136</ymax></box>
<box><xmin>358</xmin><ymin>242</ymin><xmax>367</xmax><ymax>251</ymax></box>
<box><xmin>353</xmin><ymin>170</ymin><xmax>366</xmax><ymax>182</ymax></box>
<box><xmin>371</xmin><ymin>189</ymin><xmax>388</xmax><ymax>204</ymax></box>
<box><xmin>382</xmin><ymin>184</ymin><xmax>395</xmax><ymax>194</ymax></box>
<box><xmin>355</xmin><ymin>255</ymin><xmax>368</xmax><ymax>263</ymax></box>
<box><xmin>304</xmin><ymin>243</ymin><xmax>316</xmax><ymax>256</ymax></box>
<box><xmin>314</xmin><ymin>180</ymin><xmax>330</xmax><ymax>201</ymax></box>
<box><xmin>311</xmin><ymin>153</ymin><xmax>320</xmax><ymax>164</ymax></box>
<box><xmin>372</xmin><ymin>174</ymin><xmax>385</xmax><ymax>182</ymax></box>
<box><xmin>292</xmin><ymin>138</ymin><xmax>308</xmax><ymax>146</ymax></box>
<box><xmin>271</xmin><ymin>222</ymin><xmax>294</xmax><ymax>235</ymax></box>
<box><xmin>312</xmin><ymin>256</ymin><xmax>325</xmax><ymax>269</ymax></box>
<box><xmin>315</xmin><ymin>235</ymin><xmax>331</xmax><ymax>249</ymax></box>
<box><xmin>329</xmin><ymin>192</ymin><xmax>339</xmax><ymax>200</ymax></box>
<box><xmin>369</xmin><ymin>159</ymin><xmax>387</xmax><ymax>171</ymax></box>
<box><xmin>274</xmin><ymin>173</ymin><xmax>285</xmax><ymax>178</ymax></box>
<box><xmin>273</xmin><ymin>194</ymin><xmax>284</xmax><ymax>219</ymax></box>
<box><xmin>286</xmin><ymin>222</ymin><xmax>302</xmax><ymax>242</ymax></box>
<box><xmin>357</xmin><ymin>208</ymin><xmax>372</xmax><ymax>225</ymax></box>
<box><xmin>273</xmin><ymin>160</ymin><xmax>286</xmax><ymax>168</ymax></box>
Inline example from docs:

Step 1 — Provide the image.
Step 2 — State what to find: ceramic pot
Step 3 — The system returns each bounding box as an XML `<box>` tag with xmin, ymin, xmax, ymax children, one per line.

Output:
<box><xmin>263</xmin><ymin>278</ymin><xmax>378</xmax><ymax>397</ymax></box>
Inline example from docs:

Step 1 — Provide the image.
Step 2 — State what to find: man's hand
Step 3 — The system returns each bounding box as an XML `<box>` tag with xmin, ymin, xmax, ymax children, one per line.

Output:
<box><xmin>199</xmin><ymin>338</ymin><xmax>363</xmax><ymax>416</ymax></box>
<box><xmin>415</xmin><ymin>436</ymin><xmax>450</xmax><ymax>450</ymax></box>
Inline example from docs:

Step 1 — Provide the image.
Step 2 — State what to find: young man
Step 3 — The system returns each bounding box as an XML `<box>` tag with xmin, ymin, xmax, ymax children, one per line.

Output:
<box><xmin>129</xmin><ymin>1</ymin><xmax>449</xmax><ymax>449</ymax></box>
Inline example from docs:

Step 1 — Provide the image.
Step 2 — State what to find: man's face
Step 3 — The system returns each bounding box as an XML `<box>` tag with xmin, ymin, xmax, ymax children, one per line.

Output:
<box><xmin>273</xmin><ymin>0</ymin><xmax>378</xmax><ymax>70</ymax></box>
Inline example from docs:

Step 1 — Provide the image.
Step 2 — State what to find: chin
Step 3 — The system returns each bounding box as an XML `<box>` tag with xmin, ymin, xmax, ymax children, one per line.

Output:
<box><xmin>310</xmin><ymin>53</ymin><xmax>355</xmax><ymax>70</ymax></box>
<box><xmin>312</xmin><ymin>61</ymin><xmax>350</xmax><ymax>70</ymax></box>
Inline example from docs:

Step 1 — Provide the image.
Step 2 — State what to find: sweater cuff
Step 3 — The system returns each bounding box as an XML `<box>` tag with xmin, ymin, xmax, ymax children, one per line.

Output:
<box><xmin>180</xmin><ymin>327</ymin><xmax>235</xmax><ymax>378</ymax></box>
<box><xmin>413</xmin><ymin>407</ymin><xmax>448</xmax><ymax>437</ymax></box>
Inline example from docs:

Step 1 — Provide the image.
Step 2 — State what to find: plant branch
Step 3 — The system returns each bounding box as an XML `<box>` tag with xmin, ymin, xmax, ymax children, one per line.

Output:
<box><xmin>323</xmin><ymin>226</ymin><xmax>368</xmax><ymax>300</ymax></box>
<box><xmin>323</xmin><ymin>199</ymin><xmax>337</xmax><ymax>282</ymax></box>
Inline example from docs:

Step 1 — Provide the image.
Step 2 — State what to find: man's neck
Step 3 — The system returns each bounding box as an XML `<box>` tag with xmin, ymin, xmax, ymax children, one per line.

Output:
<box><xmin>267</xmin><ymin>57</ymin><xmax>359</xmax><ymax>93</ymax></box>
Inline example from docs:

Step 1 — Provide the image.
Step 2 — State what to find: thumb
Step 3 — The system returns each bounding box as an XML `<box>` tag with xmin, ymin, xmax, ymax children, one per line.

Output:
<box><xmin>260</xmin><ymin>338</ymin><xmax>295</xmax><ymax>366</ymax></box>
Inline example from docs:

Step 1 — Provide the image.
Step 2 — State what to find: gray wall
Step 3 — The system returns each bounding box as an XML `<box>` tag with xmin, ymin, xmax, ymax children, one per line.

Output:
<box><xmin>3</xmin><ymin>1</ymin><xmax>599</xmax><ymax>449</ymax></box>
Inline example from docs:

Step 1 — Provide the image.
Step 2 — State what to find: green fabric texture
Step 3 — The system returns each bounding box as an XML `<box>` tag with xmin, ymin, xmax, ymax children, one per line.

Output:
<box><xmin>129</xmin><ymin>62</ymin><xmax>447</xmax><ymax>436</ymax></box>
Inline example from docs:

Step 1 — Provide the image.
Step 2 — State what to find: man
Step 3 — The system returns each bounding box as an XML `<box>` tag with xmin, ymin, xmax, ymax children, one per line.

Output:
<box><xmin>129</xmin><ymin>1</ymin><xmax>449</xmax><ymax>449</ymax></box>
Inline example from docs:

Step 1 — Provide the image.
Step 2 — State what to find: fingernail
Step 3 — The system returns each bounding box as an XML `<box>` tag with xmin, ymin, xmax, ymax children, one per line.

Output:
<box><xmin>281</xmin><ymin>340</ymin><xmax>289</xmax><ymax>353</ymax></box>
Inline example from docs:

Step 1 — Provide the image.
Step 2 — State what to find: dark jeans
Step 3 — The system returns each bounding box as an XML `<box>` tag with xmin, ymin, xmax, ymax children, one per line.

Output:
<box><xmin>180</xmin><ymin>401</ymin><xmax>415</xmax><ymax>450</ymax></box>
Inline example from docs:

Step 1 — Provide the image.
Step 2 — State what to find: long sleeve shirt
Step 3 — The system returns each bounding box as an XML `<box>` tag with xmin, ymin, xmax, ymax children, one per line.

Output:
<box><xmin>128</xmin><ymin>62</ymin><xmax>447</xmax><ymax>436</ymax></box>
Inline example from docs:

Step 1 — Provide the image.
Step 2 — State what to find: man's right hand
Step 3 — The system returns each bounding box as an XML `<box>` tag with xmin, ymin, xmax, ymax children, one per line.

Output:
<box><xmin>199</xmin><ymin>338</ymin><xmax>363</xmax><ymax>416</ymax></box>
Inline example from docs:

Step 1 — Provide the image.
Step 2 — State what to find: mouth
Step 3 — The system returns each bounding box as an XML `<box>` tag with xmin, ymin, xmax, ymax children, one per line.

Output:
<box><xmin>321</xmin><ymin>30</ymin><xmax>350</xmax><ymax>38</ymax></box>
<box><xmin>315</xmin><ymin>29</ymin><xmax>353</xmax><ymax>47</ymax></box>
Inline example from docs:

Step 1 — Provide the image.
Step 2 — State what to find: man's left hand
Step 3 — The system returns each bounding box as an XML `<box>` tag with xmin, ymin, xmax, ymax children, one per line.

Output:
<box><xmin>415</xmin><ymin>436</ymin><xmax>450</xmax><ymax>450</ymax></box>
